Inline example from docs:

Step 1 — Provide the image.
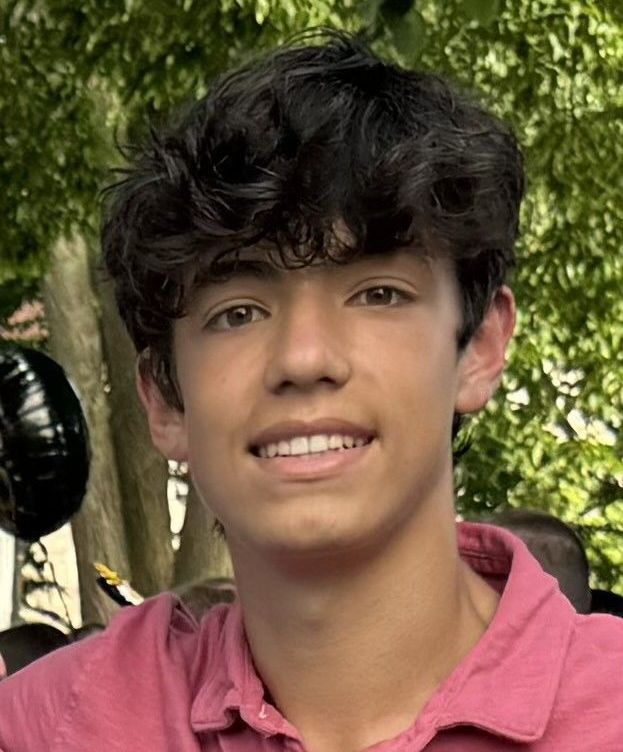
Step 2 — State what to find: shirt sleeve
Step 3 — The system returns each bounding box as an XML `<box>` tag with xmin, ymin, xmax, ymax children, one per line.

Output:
<box><xmin>0</xmin><ymin>632</ymin><xmax>102</xmax><ymax>752</ymax></box>
<box><xmin>0</xmin><ymin>594</ymin><xmax>198</xmax><ymax>752</ymax></box>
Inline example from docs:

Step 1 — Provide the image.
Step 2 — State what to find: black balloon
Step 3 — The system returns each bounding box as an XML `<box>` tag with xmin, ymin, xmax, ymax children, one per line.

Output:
<box><xmin>0</xmin><ymin>345</ymin><xmax>90</xmax><ymax>540</ymax></box>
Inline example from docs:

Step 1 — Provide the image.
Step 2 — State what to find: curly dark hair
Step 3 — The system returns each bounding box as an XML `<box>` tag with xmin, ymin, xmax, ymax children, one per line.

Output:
<box><xmin>102</xmin><ymin>30</ymin><xmax>524</xmax><ymax>414</ymax></box>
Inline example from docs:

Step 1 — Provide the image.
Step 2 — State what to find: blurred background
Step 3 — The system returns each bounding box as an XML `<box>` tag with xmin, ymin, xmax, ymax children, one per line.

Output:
<box><xmin>0</xmin><ymin>0</ymin><xmax>621</xmax><ymax>632</ymax></box>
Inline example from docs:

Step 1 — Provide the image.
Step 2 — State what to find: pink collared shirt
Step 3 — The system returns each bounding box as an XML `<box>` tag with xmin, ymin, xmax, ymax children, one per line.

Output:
<box><xmin>1</xmin><ymin>522</ymin><xmax>622</xmax><ymax>751</ymax></box>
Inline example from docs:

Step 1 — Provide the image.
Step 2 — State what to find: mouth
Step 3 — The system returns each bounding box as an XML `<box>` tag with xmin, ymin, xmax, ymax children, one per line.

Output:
<box><xmin>248</xmin><ymin>422</ymin><xmax>378</xmax><ymax>481</ymax></box>
<box><xmin>250</xmin><ymin>433</ymin><xmax>376</xmax><ymax>459</ymax></box>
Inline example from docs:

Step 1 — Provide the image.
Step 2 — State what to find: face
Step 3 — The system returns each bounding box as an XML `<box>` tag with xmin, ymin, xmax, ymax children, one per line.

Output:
<box><xmin>142</xmin><ymin>251</ymin><xmax>513</xmax><ymax>562</ymax></box>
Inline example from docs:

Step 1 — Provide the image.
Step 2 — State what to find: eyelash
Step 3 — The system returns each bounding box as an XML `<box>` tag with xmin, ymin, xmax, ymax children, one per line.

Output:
<box><xmin>205</xmin><ymin>285</ymin><xmax>413</xmax><ymax>331</ymax></box>
<box><xmin>206</xmin><ymin>304</ymin><xmax>268</xmax><ymax>331</ymax></box>
<box><xmin>350</xmin><ymin>286</ymin><xmax>413</xmax><ymax>307</ymax></box>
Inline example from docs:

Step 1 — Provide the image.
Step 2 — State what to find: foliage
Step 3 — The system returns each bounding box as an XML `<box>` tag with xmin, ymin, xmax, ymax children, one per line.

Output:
<box><xmin>0</xmin><ymin>0</ymin><xmax>357</xmax><ymax>315</ymax></box>
<box><xmin>391</xmin><ymin>0</ymin><xmax>623</xmax><ymax>588</ymax></box>
<box><xmin>1</xmin><ymin>0</ymin><xmax>621</xmax><ymax>586</ymax></box>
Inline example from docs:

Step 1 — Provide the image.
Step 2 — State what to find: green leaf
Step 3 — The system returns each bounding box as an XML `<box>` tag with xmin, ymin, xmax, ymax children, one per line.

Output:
<box><xmin>385</xmin><ymin>9</ymin><xmax>426</xmax><ymax>63</ymax></box>
<box><xmin>461</xmin><ymin>0</ymin><xmax>500</xmax><ymax>26</ymax></box>
<box><xmin>382</xmin><ymin>0</ymin><xmax>414</xmax><ymax>15</ymax></box>
<box><xmin>360</xmin><ymin>0</ymin><xmax>385</xmax><ymax>28</ymax></box>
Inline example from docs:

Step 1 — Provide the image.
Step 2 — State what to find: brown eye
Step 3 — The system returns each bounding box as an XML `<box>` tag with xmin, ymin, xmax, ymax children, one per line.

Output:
<box><xmin>352</xmin><ymin>286</ymin><xmax>411</xmax><ymax>306</ymax></box>
<box><xmin>207</xmin><ymin>305</ymin><xmax>268</xmax><ymax>331</ymax></box>
<box><xmin>227</xmin><ymin>306</ymin><xmax>253</xmax><ymax>326</ymax></box>
<box><xmin>366</xmin><ymin>287</ymin><xmax>395</xmax><ymax>305</ymax></box>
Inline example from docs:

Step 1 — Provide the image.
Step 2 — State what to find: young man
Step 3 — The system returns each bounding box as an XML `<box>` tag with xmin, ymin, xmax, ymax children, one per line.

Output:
<box><xmin>1</xmin><ymin>32</ymin><xmax>622</xmax><ymax>752</ymax></box>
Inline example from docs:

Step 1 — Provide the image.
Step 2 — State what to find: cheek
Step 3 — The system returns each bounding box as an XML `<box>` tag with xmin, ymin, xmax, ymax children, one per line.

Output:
<box><xmin>362</xmin><ymin>316</ymin><xmax>457</xmax><ymax>395</ymax></box>
<box><xmin>178</xmin><ymin>337</ymin><xmax>247</xmax><ymax>414</ymax></box>
<box><xmin>376</xmin><ymin>337</ymin><xmax>458</xmax><ymax>444</ymax></box>
<box><xmin>178</xmin><ymin>357</ymin><xmax>258</xmax><ymax>473</ymax></box>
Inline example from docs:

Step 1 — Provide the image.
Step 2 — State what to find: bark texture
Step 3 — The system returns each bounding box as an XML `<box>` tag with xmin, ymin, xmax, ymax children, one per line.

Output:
<box><xmin>42</xmin><ymin>233</ymin><xmax>129</xmax><ymax>625</ymax></box>
<box><xmin>173</xmin><ymin>483</ymin><xmax>233</xmax><ymax>587</ymax></box>
<box><xmin>97</xmin><ymin>277</ymin><xmax>173</xmax><ymax>595</ymax></box>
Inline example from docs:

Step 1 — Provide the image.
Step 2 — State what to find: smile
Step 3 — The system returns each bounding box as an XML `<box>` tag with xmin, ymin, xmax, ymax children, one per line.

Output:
<box><xmin>248</xmin><ymin>419</ymin><xmax>378</xmax><ymax>480</ymax></box>
<box><xmin>250</xmin><ymin>438</ymin><xmax>377</xmax><ymax>482</ymax></box>
<box><xmin>252</xmin><ymin>433</ymin><xmax>374</xmax><ymax>459</ymax></box>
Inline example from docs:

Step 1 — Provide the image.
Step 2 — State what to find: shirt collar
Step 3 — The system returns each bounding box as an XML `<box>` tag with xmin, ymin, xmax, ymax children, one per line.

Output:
<box><xmin>189</xmin><ymin>521</ymin><xmax>576</xmax><ymax>743</ymax></box>
<box><xmin>429</xmin><ymin>521</ymin><xmax>576</xmax><ymax>743</ymax></box>
<box><xmin>189</xmin><ymin>601</ymin><xmax>298</xmax><ymax>738</ymax></box>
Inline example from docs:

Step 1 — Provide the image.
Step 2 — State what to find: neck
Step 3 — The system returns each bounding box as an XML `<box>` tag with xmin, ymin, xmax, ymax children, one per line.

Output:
<box><xmin>229</xmin><ymin>499</ymin><xmax>498</xmax><ymax>752</ymax></box>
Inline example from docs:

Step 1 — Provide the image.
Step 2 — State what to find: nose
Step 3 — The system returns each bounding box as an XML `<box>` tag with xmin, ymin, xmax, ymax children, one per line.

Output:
<box><xmin>263</xmin><ymin>289</ymin><xmax>352</xmax><ymax>395</ymax></box>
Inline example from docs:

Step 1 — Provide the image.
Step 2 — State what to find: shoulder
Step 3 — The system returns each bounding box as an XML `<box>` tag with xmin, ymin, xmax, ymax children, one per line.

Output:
<box><xmin>0</xmin><ymin>621</ymin><xmax>101</xmax><ymax>751</ymax></box>
<box><xmin>552</xmin><ymin>612</ymin><xmax>623</xmax><ymax>736</ymax></box>
<box><xmin>561</xmin><ymin>611</ymin><xmax>623</xmax><ymax>680</ymax></box>
<box><xmin>564</xmin><ymin>611</ymin><xmax>623</xmax><ymax>670</ymax></box>
<box><xmin>0</xmin><ymin>593</ymin><xmax>206</xmax><ymax>752</ymax></box>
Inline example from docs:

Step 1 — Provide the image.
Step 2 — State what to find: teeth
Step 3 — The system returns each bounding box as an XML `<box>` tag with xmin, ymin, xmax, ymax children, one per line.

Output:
<box><xmin>328</xmin><ymin>434</ymin><xmax>343</xmax><ymax>450</ymax></box>
<box><xmin>277</xmin><ymin>440</ymin><xmax>291</xmax><ymax>456</ymax></box>
<box><xmin>290</xmin><ymin>436</ymin><xmax>309</xmax><ymax>456</ymax></box>
<box><xmin>256</xmin><ymin>433</ymin><xmax>372</xmax><ymax>458</ymax></box>
<box><xmin>309</xmin><ymin>435</ymin><xmax>329</xmax><ymax>453</ymax></box>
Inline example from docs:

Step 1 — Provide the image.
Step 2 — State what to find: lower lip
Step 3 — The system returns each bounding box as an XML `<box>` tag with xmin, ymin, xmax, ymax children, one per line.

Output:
<box><xmin>251</xmin><ymin>441</ymin><xmax>376</xmax><ymax>481</ymax></box>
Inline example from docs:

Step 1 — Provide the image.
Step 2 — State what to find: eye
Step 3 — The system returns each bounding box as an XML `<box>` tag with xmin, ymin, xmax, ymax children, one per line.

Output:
<box><xmin>351</xmin><ymin>286</ymin><xmax>413</xmax><ymax>307</ymax></box>
<box><xmin>206</xmin><ymin>304</ymin><xmax>268</xmax><ymax>331</ymax></box>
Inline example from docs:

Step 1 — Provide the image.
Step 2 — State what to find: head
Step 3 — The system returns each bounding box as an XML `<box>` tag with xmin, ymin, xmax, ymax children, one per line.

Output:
<box><xmin>70</xmin><ymin>623</ymin><xmax>106</xmax><ymax>641</ymax></box>
<box><xmin>488</xmin><ymin>508</ymin><xmax>592</xmax><ymax>613</ymax></box>
<box><xmin>174</xmin><ymin>577</ymin><xmax>237</xmax><ymax>621</ymax></box>
<box><xmin>102</xmin><ymin>32</ymin><xmax>521</xmax><ymax>561</ymax></box>
<box><xmin>0</xmin><ymin>623</ymin><xmax>69</xmax><ymax>676</ymax></box>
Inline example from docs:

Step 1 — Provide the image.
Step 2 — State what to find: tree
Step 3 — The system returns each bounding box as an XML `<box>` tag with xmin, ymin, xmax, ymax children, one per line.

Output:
<box><xmin>1</xmin><ymin>0</ymin><xmax>621</xmax><ymax>612</ymax></box>
<box><xmin>0</xmin><ymin>0</ymin><xmax>365</xmax><ymax>619</ymax></box>
<box><xmin>390</xmin><ymin>0</ymin><xmax>623</xmax><ymax>588</ymax></box>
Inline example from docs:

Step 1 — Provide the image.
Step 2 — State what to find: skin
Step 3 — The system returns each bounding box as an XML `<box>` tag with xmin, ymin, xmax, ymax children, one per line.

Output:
<box><xmin>139</xmin><ymin>250</ymin><xmax>515</xmax><ymax>752</ymax></box>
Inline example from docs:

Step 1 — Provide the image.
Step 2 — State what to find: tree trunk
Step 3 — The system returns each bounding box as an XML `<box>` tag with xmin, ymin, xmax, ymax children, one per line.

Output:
<box><xmin>0</xmin><ymin>531</ymin><xmax>18</xmax><ymax>628</ymax></box>
<box><xmin>173</xmin><ymin>483</ymin><xmax>233</xmax><ymax>587</ymax></box>
<box><xmin>97</xmin><ymin>277</ymin><xmax>173</xmax><ymax>595</ymax></box>
<box><xmin>42</xmin><ymin>232</ymin><xmax>129</xmax><ymax>625</ymax></box>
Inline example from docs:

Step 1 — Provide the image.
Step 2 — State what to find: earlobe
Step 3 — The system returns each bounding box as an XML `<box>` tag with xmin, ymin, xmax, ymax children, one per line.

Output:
<box><xmin>455</xmin><ymin>286</ymin><xmax>516</xmax><ymax>415</ymax></box>
<box><xmin>136</xmin><ymin>362</ymin><xmax>188</xmax><ymax>462</ymax></box>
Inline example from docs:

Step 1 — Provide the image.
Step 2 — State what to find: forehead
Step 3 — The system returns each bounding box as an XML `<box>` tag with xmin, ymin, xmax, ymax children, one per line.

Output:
<box><xmin>195</xmin><ymin>247</ymin><xmax>452</xmax><ymax>289</ymax></box>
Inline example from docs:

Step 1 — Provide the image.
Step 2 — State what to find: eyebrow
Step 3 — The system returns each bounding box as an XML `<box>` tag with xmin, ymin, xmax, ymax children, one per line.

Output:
<box><xmin>205</xmin><ymin>251</ymin><xmax>433</xmax><ymax>286</ymax></box>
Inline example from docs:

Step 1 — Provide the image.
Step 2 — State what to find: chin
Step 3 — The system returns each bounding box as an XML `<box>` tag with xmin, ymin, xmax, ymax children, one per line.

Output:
<box><xmin>249</xmin><ymin>513</ymin><xmax>390</xmax><ymax>563</ymax></box>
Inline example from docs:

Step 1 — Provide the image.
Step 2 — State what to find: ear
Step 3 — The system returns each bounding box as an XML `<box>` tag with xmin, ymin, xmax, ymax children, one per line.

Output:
<box><xmin>455</xmin><ymin>286</ymin><xmax>516</xmax><ymax>415</ymax></box>
<box><xmin>136</xmin><ymin>361</ymin><xmax>188</xmax><ymax>462</ymax></box>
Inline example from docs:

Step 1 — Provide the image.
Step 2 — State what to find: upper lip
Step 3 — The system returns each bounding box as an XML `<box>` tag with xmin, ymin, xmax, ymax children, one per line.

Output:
<box><xmin>249</xmin><ymin>419</ymin><xmax>377</xmax><ymax>450</ymax></box>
